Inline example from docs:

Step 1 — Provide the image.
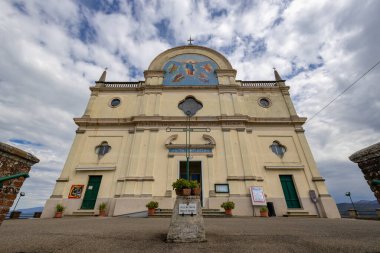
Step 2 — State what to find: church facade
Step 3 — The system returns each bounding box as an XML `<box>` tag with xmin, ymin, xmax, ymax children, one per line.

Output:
<box><xmin>42</xmin><ymin>45</ymin><xmax>340</xmax><ymax>218</ymax></box>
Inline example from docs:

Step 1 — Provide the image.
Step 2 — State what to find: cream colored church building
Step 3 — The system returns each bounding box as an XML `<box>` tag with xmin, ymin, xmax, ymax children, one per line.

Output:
<box><xmin>42</xmin><ymin>45</ymin><xmax>340</xmax><ymax>218</ymax></box>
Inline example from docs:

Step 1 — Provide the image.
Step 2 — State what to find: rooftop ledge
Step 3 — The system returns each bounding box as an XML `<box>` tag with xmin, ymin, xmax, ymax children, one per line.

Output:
<box><xmin>93</xmin><ymin>80</ymin><xmax>283</xmax><ymax>89</ymax></box>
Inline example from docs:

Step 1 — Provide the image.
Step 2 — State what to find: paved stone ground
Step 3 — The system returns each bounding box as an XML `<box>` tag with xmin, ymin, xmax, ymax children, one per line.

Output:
<box><xmin>0</xmin><ymin>217</ymin><xmax>379</xmax><ymax>253</ymax></box>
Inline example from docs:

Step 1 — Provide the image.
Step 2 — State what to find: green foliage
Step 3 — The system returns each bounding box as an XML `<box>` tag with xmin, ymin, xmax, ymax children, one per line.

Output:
<box><xmin>221</xmin><ymin>201</ymin><xmax>235</xmax><ymax>210</ymax></box>
<box><xmin>189</xmin><ymin>180</ymin><xmax>200</xmax><ymax>189</ymax></box>
<box><xmin>56</xmin><ymin>204</ymin><xmax>64</xmax><ymax>212</ymax></box>
<box><xmin>260</xmin><ymin>207</ymin><xmax>268</xmax><ymax>212</ymax></box>
<box><xmin>172</xmin><ymin>178</ymin><xmax>191</xmax><ymax>190</ymax></box>
<box><xmin>99</xmin><ymin>202</ymin><xmax>107</xmax><ymax>211</ymax></box>
<box><xmin>146</xmin><ymin>201</ymin><xmax>159</xmax><ymax>209</ymax></box>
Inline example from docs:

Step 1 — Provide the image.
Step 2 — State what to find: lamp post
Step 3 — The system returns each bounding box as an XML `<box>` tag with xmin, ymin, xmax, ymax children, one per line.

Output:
<box><xmin>345</xmin><ymin>191</ymin><xmax>357</xmax><ymax>216</ymax></box>
<box><xmin>13</xmin><ymin>192</ymin><xmax>25</xmax><ymax>211</ymax></box>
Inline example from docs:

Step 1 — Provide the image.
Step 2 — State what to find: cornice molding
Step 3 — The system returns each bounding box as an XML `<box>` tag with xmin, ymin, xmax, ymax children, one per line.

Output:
<box><xmin>264</xmin><ymin>165</ymin><xmax>304</xmax><ymax>170</ymax></box>
<box><xmin>73</xmin><ymin>115</ymin><xmax>307</xmax><ymax>128</ymax></box>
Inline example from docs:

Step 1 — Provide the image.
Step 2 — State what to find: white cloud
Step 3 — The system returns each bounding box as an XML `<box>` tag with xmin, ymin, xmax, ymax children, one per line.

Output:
<box><xmin>1</xmin><ymin>0</ymin><xmax>379</xmax><ymax>208</ymax></box>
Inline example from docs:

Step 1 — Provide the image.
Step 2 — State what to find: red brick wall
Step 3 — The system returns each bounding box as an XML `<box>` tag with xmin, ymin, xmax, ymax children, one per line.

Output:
<box><xmin>0</xmin><ymin>143</ymin><xmax>39</xmax><ymax>226</ymax></box>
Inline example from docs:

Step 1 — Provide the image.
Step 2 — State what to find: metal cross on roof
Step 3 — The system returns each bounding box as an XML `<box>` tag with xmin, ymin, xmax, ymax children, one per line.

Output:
<box><xmin>188</xmin><ymin>36</ymin><xmax>194</xmax><ymax>45</ymax></box>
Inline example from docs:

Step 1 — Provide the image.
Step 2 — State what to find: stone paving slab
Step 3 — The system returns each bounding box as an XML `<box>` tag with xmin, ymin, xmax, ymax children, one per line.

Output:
<box><xmin>0</xmin><ymin>217</ymin><xmax>379</xmax><ymax>253</ymax></box>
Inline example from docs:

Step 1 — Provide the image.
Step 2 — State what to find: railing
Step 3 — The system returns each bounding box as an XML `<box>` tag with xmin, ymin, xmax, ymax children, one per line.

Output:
<box><xmin>339</xmin><ymin>209</ymin><xmax>379</xmax><ymax>218</ymax></box>
<box><xmin>5</xmin><ymin>212</ymin><xmax>41</xmax><ymax>219</ymax></box>
<box><xmin>0</xmin><ymin>173</ymin><xmax>29</xmax><ymax>188</ymax></box>
<box><xmin>241</xmin><ymin>81</ymin><xmax>277</xmax><ymax>87</ymax></box>
<box><xmin>103</xmin><ymin>82</ymin><xmax>142</xmax><ymax>88</ymax></box>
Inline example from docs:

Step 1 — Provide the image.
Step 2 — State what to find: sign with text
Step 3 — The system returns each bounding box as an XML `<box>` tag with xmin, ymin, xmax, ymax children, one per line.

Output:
<box><xmin>179</xmin><ymin>203</ymin><xmax>197</xmax><ymax>215</ymax></box>
<box><xmin>68</xmin><ymin>185</ymin><xmax>84</xmax><ymax>199</ymax></box>
<box><xmin>249</xmin><ymin>186</ymin><xmax>267</xmax><ymax>206</ymax></box>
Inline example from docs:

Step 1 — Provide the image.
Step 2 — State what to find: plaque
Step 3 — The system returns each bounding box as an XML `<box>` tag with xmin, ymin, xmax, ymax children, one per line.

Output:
<box><xmin>249</xmin><ymin>186</ymin><xmax>267</xmax><ymax>206</ymax></box>
<box><xmin>179</xmin><ymin>203</ymin><xmax>197</xmax><ymax>215</ymax></box>
<box><xmin>309</xmin><ymin>190</ymin><xmax>318</xmax><ymax>203</ymax></box>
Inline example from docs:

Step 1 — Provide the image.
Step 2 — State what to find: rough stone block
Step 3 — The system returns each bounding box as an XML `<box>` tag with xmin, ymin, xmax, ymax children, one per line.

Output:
<box><xmin>167</xmin><ymin>196</ymin><xmax>206</xmax><ymax>243</ymax></box>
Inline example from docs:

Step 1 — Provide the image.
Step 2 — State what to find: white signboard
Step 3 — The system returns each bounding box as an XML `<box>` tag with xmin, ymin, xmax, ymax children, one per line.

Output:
<box><xmin>249</xmin><ymin>186</ymin><xmax>267</xmax><ymax>206</ymax></box>
<box><xmin>179</xmin><ymin>203</ymin><xmax>197</xmax><ymax>215</ymax></box>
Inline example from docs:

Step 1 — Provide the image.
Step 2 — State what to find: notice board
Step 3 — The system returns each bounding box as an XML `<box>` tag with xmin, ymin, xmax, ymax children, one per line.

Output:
<box><xmin>249</xmin><ymin>186</ymin><xmax>267</xmax><ymax>206</ymax></box>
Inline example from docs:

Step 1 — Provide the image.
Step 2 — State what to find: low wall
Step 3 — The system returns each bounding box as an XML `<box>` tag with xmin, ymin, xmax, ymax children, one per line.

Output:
<box><xmin>0</xmin><ymin>142</ymin><xmax>39</xmax><ymax>226</ymax></box>
<box><xmin>349</xmin><ymin>142</ymin><xmax>380</xmax><ymax>204</ymax></box>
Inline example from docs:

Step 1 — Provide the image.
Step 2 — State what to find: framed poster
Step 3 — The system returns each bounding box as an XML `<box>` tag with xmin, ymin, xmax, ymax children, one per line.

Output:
<box><xmin>68</xmin><ymin>185</ymin><xmax>84</xmax><ymax>199</ymax></box>
<box><xmin>215</xmin><ymin>184</ymin><xmax>229</xmax><ymax>193</ymax></box>
<box><xmin>249</xmin><ymin>186</ymin><xmax>267</xmax><ymax>206</ymax></box>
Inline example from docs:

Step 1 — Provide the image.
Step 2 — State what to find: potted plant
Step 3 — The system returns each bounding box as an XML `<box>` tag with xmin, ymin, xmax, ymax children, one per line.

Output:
<box><xmin>172</xmin><ymin>178</ymin><xmax>191</xmax><ymax>196</ymax></box>
<box><xmin>189</xmin><ymin>180</ymin><xmax>201</xmax><ymax>196</ymax></box>
<box><xmin>146</xmin><ymin>201</ymin><xmax>159</xmax><ymax>215</ymax></box>
<box><xmin>98</xmin><ymin>202</ymin><xmax>107</xmax><ymax>217</ymax></box>
<box><xmin>55</xmin><ymin>204</ymin><xmax>64</xmax><ymax>218</ymax></box>
<box><xmin>260</xmin><ymin>206</ymin><xmax>269</xmax><ymax>217</ymax></box>
<box><xmin>221</xmin><ymin>201</ymin><xmax>235</xmax><ymax>215</ymax></box>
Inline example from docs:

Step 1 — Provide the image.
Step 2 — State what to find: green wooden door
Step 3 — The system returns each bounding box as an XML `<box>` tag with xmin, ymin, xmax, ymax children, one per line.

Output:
<box><xmin>81</xmin><ymin>176</ymin><xmax>102</xmax><ymax>209</ymax></box>
<box><xmin>280</xmin><ymin>175</ymin><xmax>301</xmax><ymax>208</ymax></box>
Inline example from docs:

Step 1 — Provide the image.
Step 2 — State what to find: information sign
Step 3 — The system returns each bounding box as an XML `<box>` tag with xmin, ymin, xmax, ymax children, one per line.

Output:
<box><xmin>179</xmin><ymin>203</ymin><xmax>197</xmax><ymax>215</ymax></box>
<box><xmin>249</xmin><ymin>186</ymin><xmax>267</xmax><ymax>206</ymax></box>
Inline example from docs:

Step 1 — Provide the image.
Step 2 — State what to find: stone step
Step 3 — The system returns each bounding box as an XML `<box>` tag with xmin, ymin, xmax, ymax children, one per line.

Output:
<box><xmin>283</xmin><ymin>211</ymin><xmax>318</xmax><ymax>218</ymax></box>
<box><xmin>150</xmin><ymin>208</ymin><xmax>227</xmax><ymax>218</ymax></box>
<box><xmin>69</xmin><ymin>210</ymin><xmax>96</xmax><ymax>216</ymax></box>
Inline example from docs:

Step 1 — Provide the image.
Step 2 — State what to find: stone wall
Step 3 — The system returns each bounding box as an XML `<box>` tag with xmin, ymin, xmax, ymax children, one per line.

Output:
<box><xmin>0</xmin><ymin>142</ymin><xmax>39</xmax><ymax>226</ymax></box>
<box><xmin>349</xmin><ymin>142</ymin><xmax>380</xmax><ymax>204</ymax></box>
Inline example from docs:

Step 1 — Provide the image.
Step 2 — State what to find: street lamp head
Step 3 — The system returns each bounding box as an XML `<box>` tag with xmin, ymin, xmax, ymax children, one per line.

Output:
<box><xmin>345</xmin><ymin>192</ymin><xmax>350</xmax><ymax>197</ymax></box>
<box><xmin>20</xmin><ymin>192</ymin><xmax>25</xmax><ymax>196</ymax></box>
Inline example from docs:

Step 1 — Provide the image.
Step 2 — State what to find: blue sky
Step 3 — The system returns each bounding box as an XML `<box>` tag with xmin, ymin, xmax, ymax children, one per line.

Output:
<box><xmin>1</xmin><ymin>0</ymin><xmax>380</xmax><ymax>208</ymax></box>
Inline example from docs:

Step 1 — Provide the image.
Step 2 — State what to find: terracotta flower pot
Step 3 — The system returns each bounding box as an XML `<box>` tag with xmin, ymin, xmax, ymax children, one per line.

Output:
<box><xmin>260</xmin><ymin>211</ymin><xmax>269</xmax><ymax>217</ymax></box>
<box><xmin>148</xmin><ymin>208</ymin><xmax>155</xmax><ymax>216</ymax></box>
<box><xmin>192</xmin><ymin>188</ymin><xmax>201</xmax><ymax>196</ymax></box>
<box><xmin>175</xmin><ymin>189</ymin><xmax>183</xmax><ymax>196</ymax></box>
<box><xmin>182</xmin><ymin>188</ymin><xmax>191</xmax><ymax>196</ymax></box>
<box><xmin>225</xmin><ymin>209</ymin><xmax>232</xmax><ymax>216</ymax></box>
<box><xmin>54</xmin><ymin>212</ymin><xmax>63</xmax><ymax>218</ymax></box>
<box><xmin>99</xmin><ymin>210</ymin><xmax>107</xmax><ymax>217</ymax></box>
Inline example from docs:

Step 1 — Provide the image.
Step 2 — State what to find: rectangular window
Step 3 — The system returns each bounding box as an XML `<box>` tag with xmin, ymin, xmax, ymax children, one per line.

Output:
<box><xmin>279</xmin><ymin>175</ymin><xmax>301</xmax><ymax>208</ymax></box>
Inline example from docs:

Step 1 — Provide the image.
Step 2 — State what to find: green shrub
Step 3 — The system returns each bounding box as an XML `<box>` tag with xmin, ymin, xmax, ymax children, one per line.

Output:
<box><xmin>221</xmin><ymin>201</ymin><xmax>235</xmax><ymax>210</ymax></box>
<box><xmin>189</xmin><ymin>180</ymin><xmax>200</xmax><ymax>189</ymax></box>
<box><xmin>99</xmin><ymin>203</ymin><xmax>107</xmax><ymax>211</ymax></box>
<box><xmin>56</xmin><ymin>204</ymin><xmax>64</xmax><ymax>212</ymax></box>
<box><xmin>172</xmin><ymin>178</ymin><xmax>191</xmax><ymax>190</ymax></box>
<box><xmin>146</xmin><ymin>201</ymin><xmax>159</xmax><ymax>209</ymax></box>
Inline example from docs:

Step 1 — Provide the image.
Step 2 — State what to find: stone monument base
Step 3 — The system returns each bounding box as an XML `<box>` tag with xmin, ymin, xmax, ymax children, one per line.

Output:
<box><xmin>166</xmin><ymin>195</ymin><xmax>206</xmax><ymax>243</ymax></box>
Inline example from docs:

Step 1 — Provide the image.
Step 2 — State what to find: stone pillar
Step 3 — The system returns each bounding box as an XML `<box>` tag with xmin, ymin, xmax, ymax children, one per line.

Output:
<box><xmin>167</xmin><ymin>196</ymin><xmax>206</xmax><ymax>243</ymax></box>
<box><xmin>0</xmin><ymin>142</ymin><xmax>39</xmax><ymax>226</ymax></box>
<box><xmin>349</xmin><ymin>142</ymin><xmax>380</xmax><ymax>204</ymax></box>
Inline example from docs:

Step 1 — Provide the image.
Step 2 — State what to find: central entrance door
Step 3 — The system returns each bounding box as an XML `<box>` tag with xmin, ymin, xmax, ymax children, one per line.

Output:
<box><xmin>279</xmin><ymin>175</ymin><xmax>301</xmax><ymax>208</ymax></box>
<box><xmin>180</xmin><ymin>161</ymin><xmax>202</xmax><ymax>206</ymax></box>
<box><xmin>81</xmin><ymin>175</ymin><xmax>102</xmax><ymax>210</ymax></box>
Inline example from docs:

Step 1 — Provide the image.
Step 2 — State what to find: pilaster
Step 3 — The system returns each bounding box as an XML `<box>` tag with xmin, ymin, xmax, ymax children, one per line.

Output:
<box><xmin>83</xmin><ymin>91</ymin><xmax>98</xmax><ymax>117</ymax></box>
<box><xmin>154</xmin><ymin>93</ymin><xmax>162</xmax><ymax>116</ymax></box>
<box><xmin>142</xmin><ymin>130</ymin><xmax>158</xmax><ymax>195</ymax></box>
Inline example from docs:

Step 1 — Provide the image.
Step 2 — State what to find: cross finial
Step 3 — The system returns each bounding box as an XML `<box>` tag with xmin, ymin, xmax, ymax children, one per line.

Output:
<box><xmin>105</xmin><ymin>67</ymin><xmax>108</xmax><ymax>71</ymax></box>
<box><xmin>188</xmin><ymin>36</ymin><xmax>194</xmax><ymax>45</ymax></box>
<box><xmin>273</xmin><ymin>67</ymin><xmax>276</xmax><ymax>70</ymax></box>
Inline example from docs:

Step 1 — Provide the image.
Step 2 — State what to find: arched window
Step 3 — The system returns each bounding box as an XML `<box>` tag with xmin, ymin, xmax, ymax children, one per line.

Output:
<box><xmin>270</xmin><ymin>141</ymin><xmax>286</xmax><ymax>158</ymax></box>
<box><xmin>95</xmin><ymin>141</ymin><xmax>111</xmax><ymax>157</ymax></box>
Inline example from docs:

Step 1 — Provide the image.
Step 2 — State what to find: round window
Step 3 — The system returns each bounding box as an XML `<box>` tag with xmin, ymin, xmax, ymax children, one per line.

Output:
<box><xmin>259</xmin><ymin>98</ymin><xmax>271</xmax><ymax>108</ymax></box>
<box><xmin>110</xmin><ymin>98</ymin><xmax>121</xmax><ymax>107</ymax></box>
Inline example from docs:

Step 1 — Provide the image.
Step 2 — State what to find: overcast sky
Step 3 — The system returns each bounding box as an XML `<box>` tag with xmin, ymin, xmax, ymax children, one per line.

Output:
<box><xmin>1</xmin><ymin>0</ymin><xmax>379</xmax><ymax>209</ymax></box>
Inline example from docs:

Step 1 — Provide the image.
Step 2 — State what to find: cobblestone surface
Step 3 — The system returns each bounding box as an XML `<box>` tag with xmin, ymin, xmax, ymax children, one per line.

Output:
<box><xmin>1</xmin><ymin>217</ymin><xmax>379</xmax><ymax>253</ymax></box>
